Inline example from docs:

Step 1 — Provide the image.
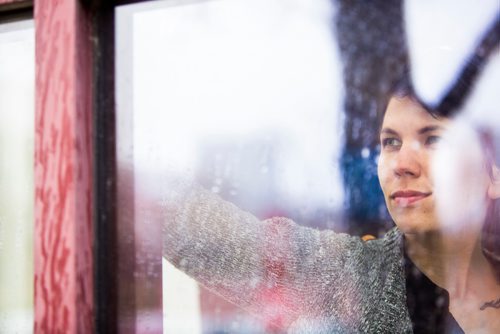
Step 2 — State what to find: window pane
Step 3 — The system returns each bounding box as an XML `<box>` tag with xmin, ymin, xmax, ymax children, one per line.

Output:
<box><xmin>0</xmin><ymin>19</ymin><xmax>35</xmax><ymax>334</ymax></box>
<box><xmin>117</xmin><ymin>1</ymin><xmax>344</xmax><ymax>332</ymax></box>
<box><xmin>116</xmin><ymin>0</ymin><xmax>500</xmax><ymax>333</ymax></box>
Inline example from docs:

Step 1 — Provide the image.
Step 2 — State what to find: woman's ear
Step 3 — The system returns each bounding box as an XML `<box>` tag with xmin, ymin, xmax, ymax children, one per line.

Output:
<box><xmin>488</xmin><ymin>164</ymin><xmax>500</xmax><ymax>199</ymax></box>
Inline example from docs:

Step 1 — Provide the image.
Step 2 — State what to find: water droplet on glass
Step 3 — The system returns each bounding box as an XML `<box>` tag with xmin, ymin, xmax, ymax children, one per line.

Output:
<box><xmin>361</xmin><ymin>147</ymin><xmax>370</xmax><ymax>159</ymax></box>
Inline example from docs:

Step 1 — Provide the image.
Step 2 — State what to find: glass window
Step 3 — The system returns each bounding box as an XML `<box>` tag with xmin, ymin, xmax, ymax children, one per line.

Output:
<box><xmin>115</xmin><ymin>0</ymin><xmax>500</xmax><ymax>332</ymax></box>
<box><xmin>117</xmin><ymin>1</ymin><xmax>344</xmax><ymax>332</ymax></box>
<box><xmin>0</xmin><ymin>19</ymin><xmax>34</xmax><ymax>334</ymax></box>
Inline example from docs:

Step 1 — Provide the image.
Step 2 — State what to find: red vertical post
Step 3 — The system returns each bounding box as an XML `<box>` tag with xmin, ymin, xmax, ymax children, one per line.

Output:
<box><xmin>34</xmin><ymin>0</ymin><xmax>94</xmax><ymax>332</ymax></box>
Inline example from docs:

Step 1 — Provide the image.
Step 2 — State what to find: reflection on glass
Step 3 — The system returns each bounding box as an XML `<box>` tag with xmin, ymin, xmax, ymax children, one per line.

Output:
<box><xmin>117</xmin><ymin>0</ymin><xmax>500</xmax><ymax>333</ymax></box>
<box><xmin>117</xmin><ymin>0</ymin><xmax>344</xmax><ymax>332</ymax></box>
<box><xmin>0</xmin><ymin>20</ymin><xmax>35</xmax><ymax>334</ymax></box>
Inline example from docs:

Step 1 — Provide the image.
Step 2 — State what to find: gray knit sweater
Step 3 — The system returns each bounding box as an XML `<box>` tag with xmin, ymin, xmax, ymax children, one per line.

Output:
<box><xmin>162</xmin><ymin>186</ymin><xmax>413</xmax><ymax>333</ymax></box>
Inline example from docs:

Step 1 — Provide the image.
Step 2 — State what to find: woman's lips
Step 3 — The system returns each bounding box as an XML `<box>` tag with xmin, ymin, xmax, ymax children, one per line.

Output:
<box><xmin>390</xmin><ymin>190</ymin><xmax>432</xmax><ymax>207</ymax></box>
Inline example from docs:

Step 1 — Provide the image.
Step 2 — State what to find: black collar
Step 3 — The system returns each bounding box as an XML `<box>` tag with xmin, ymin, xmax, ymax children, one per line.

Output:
<box><xmin>403</xmin><ymin>246</ymin><xmax>464</xmax><ymax>334</ymax></box>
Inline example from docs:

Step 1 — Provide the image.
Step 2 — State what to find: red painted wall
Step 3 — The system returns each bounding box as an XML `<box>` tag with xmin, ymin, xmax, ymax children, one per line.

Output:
<box><xmin>34</xmin><ymin>0</ymin><xmax>94</xmax><ymax>332</ymax></box>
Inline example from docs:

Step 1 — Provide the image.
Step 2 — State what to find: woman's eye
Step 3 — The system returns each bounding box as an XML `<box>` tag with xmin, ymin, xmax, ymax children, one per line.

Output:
<box><xmin>382</xmin><ymin>138</ymin><xmax>401</xmax><ymax>148</ymax></box>
<box><xmin>425</xmin><ymin>135</ymin><xmax>441</xmax><ymax>146</ymax></box>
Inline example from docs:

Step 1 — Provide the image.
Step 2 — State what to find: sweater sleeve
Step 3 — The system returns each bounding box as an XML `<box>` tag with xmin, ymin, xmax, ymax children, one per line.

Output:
<box><xmin>162</xmin><ymin>184</ymin><xmax>368</xmax><ymax>330</ymax></box>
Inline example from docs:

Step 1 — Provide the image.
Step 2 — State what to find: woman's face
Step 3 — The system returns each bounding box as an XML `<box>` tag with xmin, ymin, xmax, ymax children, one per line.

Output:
<box><xmin>377</xmin><ymin>96</ymin><xmax>448</xmax><ymax>234</ymax></box>
<box><xmin>378</xmin><ymin>96</ymin><xmax>497</xmax><ymax>235</ymax></box>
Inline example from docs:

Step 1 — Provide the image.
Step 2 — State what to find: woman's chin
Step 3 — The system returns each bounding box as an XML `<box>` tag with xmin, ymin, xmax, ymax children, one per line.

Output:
<box><xmin>391</xmin><ymin>213</ymin><xmax>439</xmax><ymax>235</ymax></box>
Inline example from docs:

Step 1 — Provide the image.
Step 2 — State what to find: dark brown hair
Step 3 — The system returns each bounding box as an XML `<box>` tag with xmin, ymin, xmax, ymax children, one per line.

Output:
<box><xmin>479</xmin><ymin>130</ymin><xmax>500</xmax><ymax>282</ymax></box>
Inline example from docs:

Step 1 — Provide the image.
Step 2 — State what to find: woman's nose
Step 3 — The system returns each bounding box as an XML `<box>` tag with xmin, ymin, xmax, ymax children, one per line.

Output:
<box><xmin>394</xmin><ymin>143</ymin><xmax>422</xmax><ymax>177</ymax></box>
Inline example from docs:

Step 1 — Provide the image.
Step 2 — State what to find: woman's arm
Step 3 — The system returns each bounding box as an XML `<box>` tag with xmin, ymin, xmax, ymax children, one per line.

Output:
<box><xmin>162</xmin><ymin>183</ymin><xmax>368</xmax><ymax>329</ymax></box>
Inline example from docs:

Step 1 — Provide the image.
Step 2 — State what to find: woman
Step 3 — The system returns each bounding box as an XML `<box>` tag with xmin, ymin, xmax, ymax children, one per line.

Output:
<box><xmin>162</xmin><ymin>90</ymin><xmax>500</xmax><ymax>333</ymax></box>
<box><xmin>379</xmin><ymin>93</ymin><xmax>500</xmax><ymax>333</ymax></box>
